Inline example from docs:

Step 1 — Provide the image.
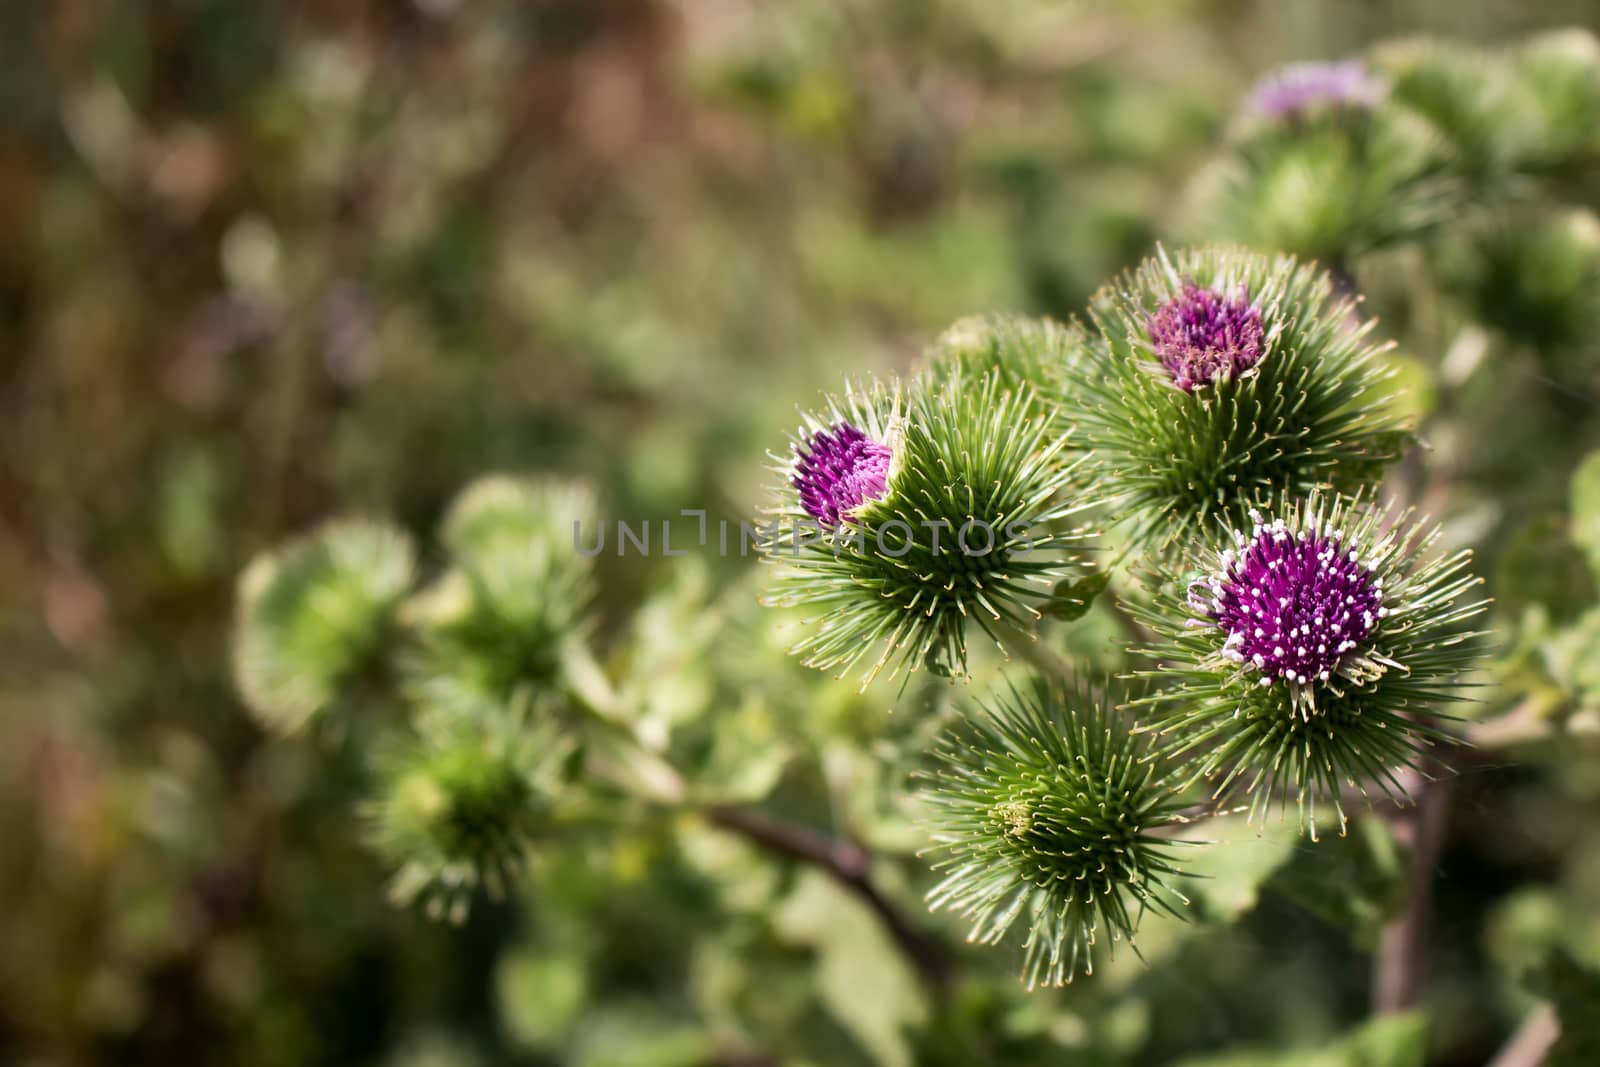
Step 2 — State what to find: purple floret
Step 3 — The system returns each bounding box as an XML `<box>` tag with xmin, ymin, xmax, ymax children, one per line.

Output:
<box><xmin>1147</xmin><ymin>283</ymin><xmax>1266</xmax><ymax>392</ymax></box>
<box><xmin>1188</xmin><ymin>511</ymin><xmax>1386</xmax><ymax>687</ymax></box>
<box><xmin>792</xmin><ymin>422</ymin><xmax>892</xmax><ymax>527</ymax></box>
<box><xmin>1248</xmin><ymin>59</ymin><xmax>1387</xmax><ymax>120</ymax></box>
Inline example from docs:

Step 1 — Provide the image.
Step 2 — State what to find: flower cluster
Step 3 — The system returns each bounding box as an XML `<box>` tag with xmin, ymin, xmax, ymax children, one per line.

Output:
<box><xmin>368</xmin><ymin>700</ymin><xmax>565</xmax><ymax>923</ymax></box>
<box><xmin>763</xmin><ymin>372</ymin><xmax>1097</xmax><ymax>683</ymax></box>
<box><xmin>233</xmin><ymin>519</ymin><xmax>416</xmax><ymax>735</ymax></box>
<box><xmin>1076</xmin><ymin>245</ymin><xmax>1409</xmax><ymax>549</ymax></box>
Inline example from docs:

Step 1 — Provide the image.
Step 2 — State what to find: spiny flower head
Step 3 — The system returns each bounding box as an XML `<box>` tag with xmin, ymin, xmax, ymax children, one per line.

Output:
<box><xmin>921</xmin><ymin>314</ymin><xmax>1088</xmax><ymax>412</ymax></box>
<box><xmin>792</xmin><ymin>422</ymin><xmax>893</xmax><ymax>527</ymax></box>
<box><xmin>1147</xmin><ymin>283</ymin><xmax>1266</xmax><ymax>392</ymax></box>
<box><xmin>1191</xmin><ymin>66</ymin><xmax>1455</xmax><ymax>263</ymax></box>
<box><xmin>233</xmin><ymin>519</ymin><xmax>415</xmax><ymax>735</ymax></box>
<box><xmin>1132</xmin><ymin>492</ymin><xmax>1488</xmax><ymax>831</ymax></box>
<box><xmin>1189</xmin><ymin>509</ymin><xmax>1386</xmax><ymax>687</ymax></box>
<box><xmin>402</xmin><ymin>476</ymin><xmax>597</xmax><ymax>716</ymax></box>
<box><xmin>922</xmin><ymin>683</ymin><xmax>1190</xmax><ymax>988</ymax></box>
<box><xmin>1074</xmin><ymin>245</ymin><xmax>1409</xmax><ymax>551</ymax></box>
<box><xmin>1248</xmin><ymin>60</ymin><xmax>1388</xmax><ymax>120</ymax></box>
<box><xmin>368</xmin><ymin>700</ymin><xmax>563</xmax><ymax>923</ymax></box>
<box><xmin>763</xmin><ymin>372</ymin><xmax>1098</xmax><ymax>685</ymax></box>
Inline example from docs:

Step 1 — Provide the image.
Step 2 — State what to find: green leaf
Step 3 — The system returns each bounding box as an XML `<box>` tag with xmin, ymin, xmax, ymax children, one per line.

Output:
<box><xmin>1572</xmin><ymin>451</ymin><xmax>1600</xmax><ymax>582</ymax></box>
<box><xmin>1177</xmin><ymin>815</ymin><xmax>1302</xmax><ymax>924</ymax></box>
<box><xmin>1531</xmin><ymin>950</ymin><xmax>1600</xmax><ymax>1067</ymax></box>
<box><xmin>1173</xmin><ymin>1011</ymin><xmax>1427</xmax><ymax>1067</ymax></box>
<box><xmin>773</xmin><ymin>869</ymin><xmax>929</xmax><ymax>1067</ymax></box>
<box><xmin>1266</xmin><ymin>815</ymin><xmax>1407</xmax><ymax>948</ymax></box>
<box><xmin>496</xmin><ymin>949</ymin><xmax>588</xmax><ymax>1049</ymax></box>
<box><xmin>1542</xmin><ymin>605</ymin><xmax>1600</xmax><ymax>706</ymax></box>
<box><xmin>1041</xmin><ymin>571</ymin><xmax>1112</xmax><ymax>621</ymax></box>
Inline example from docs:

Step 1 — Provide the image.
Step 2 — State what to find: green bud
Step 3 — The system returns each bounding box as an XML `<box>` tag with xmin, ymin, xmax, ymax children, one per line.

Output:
<box><xmin>922</xmin><ymin>682</ymin><xmax>1191</xmax><ymax>987</ymax></box>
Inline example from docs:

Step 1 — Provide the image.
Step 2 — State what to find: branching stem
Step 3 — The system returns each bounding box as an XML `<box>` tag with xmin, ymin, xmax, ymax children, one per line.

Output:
<box><xmin>703</xmin><ymin>805</ymin><xmax>955</xmax><ymax>995</ymax></box>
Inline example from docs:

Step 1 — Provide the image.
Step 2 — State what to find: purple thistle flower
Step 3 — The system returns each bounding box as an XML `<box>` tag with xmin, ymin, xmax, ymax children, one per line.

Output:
<box><xmin>1146</xmin><ymin>283</ymin><xmax>1266</xmax><ymax>392</ymax></box>
<box><xmin>1186</xmin><ymin>510</ymin><xmax>1386</xmax><ymax>687</ymax></box>
<box><xmin>1247</xmin><ymin>59</ymin><xmax>1387</xmax><ymax>121</ymax></box>
<box><xmin>792</xmin><ymin>422</ymin><xmax>892</xmax><ymax>527</ymax></box>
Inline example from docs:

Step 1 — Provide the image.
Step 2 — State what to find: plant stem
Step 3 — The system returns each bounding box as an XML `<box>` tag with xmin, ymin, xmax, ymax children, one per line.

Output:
<box><xmin>703</xmin><ymin>805</ymin><xmax>955</xmax><ymax>995</ymax></box>
<box><xmin>1488</xmin><ymin>1004</ymin><xmax>1561</xmax><ymax>1067</ymax></box>
<box><xmin>1467</xmin><ymin>696</ymin><xmax>1556</xmax><ymax>749</ymax></box>
<box><xmin>559</xmin><ymin>642</ymin><xmax>954</xmax><ymax>993</ymax></box>
<box><xmin>1372</xmin><ymin>765</ymin><xmax>1452</xmax><ymax>1014</ymax></box>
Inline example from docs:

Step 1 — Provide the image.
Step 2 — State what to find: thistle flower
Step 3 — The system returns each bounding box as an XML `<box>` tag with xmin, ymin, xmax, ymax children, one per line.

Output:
<box><xmin>368</xmin><ymin>701</ymin><xmax>562</xmax><ymax>923</ymax></box>
<box><xmin>403</xmin><ymin>476</ymin><xmax>597</xmax><ymax>715</ymax></box>
<box><xmin>1190</xmin><ymin>77</ymin><xmax>1454</xmax><ymax>262</ymax></box>
<box><xmin>233</xmin><ymin>519</ymin><xmax>416</xmax><ymax>735</ymax></box>
<box><xmin>1247</xmin><ymin>60</ymin><xmax>1388</xmax><ymax>121</ymax></box>
<box><xmin>1074</xmin><ymin>246</ymin><xmax>1409</xmax><ymax>551</ymax></box>
<box><xmin>922</xmin><ymin>683</ymin><xmax>1190</xmax><ymax>987</ymax></box>
<box><xmin>763</xmin><ymin>372</ymin><xmax>1097</xmax><ymax>684</ymax></box>
<box><xmin>1146</xmin><ymin>283</ymin><xmax>1266</xmax><ymax>392</ymax></box>
<box><xmin>1132</xmin><ymin>493</ymin><xmax>1488</xmax><ymax>830</ymax></box>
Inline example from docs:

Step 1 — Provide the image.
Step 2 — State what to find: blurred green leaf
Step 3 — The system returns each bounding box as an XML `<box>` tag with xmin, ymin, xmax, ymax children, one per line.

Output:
<box><xmin>1173</xmin><ymin>1011</ymin><xmax>1427</xmax><ymax>1067</ymax></box>
<box><xmin>1532</xmin><ymin>950</ymin><xmax>1600</xmax><ymax>1067</ymax></box>
<box><xmin>1572</xmin><ymin>451</ymin><xmax>1600</xmax><ymax>582</ymax></box>
<box><xmin>1178</xmin><ymin>815</ymin><xmax>1303</xmax><ymax>924</ymax></box>
<box><xmin>774</xmin><ymin>869</ymin><xmax>929</xmax><ymax>1067</ymax></box>
<box><xmin>496</xmin><ymin>949</ymin><xmax>588</xmax><ymax>1050</ymax></box>
<box><xmin>1266</xmin><ymin>815</ymin><xmax>1406</xmax><ymax>948</ymax></box>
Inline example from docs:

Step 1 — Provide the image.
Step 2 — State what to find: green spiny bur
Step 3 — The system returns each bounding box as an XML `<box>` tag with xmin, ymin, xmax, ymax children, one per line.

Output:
<box><xmin>1074</xmin><ymin>245</ymin><xmax>1410</xmax><ymax>553</ymax></box>
<box><xmin>763</xmin><ymin>371</ymin><xmax>1099</xmax><ymax>685</ymax></box>
<box><xmin>1129</xmin><ymin>491</ymin><xmax>1488</xmax><ymax>832</ymax></box>
<box><xmin>922</xmin><ymin>681</ymin><xmax>1192</xmax><ymax>988</ymax></box>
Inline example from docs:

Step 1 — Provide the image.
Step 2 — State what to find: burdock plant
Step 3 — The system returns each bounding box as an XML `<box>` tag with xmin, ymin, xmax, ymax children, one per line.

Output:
<box><xmin>231</xmin><ymin>212</ymin><xmax>1506</xmax><ymax>1009</ymax></box>
<box><xmin>1133</xmin><ymin>493</ymin><xmax>1488</xmax><ymax>830</ymax></box>
<box><xmin>1075</xmin><ymin>245</ymin><xmax>1409</xmax><ymax>550</ymax></box>
<box><xmin>763</xmin><ymin>369</ymin><xmax>1099</xmax><ymax>683</ymax></box>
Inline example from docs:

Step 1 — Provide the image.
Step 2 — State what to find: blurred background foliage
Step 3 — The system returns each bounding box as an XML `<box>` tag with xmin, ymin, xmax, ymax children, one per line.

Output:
<box><xmin>4</xmin><ymin>1</ymin><xmax>1600</xmax><ymax>1065</ymax></box>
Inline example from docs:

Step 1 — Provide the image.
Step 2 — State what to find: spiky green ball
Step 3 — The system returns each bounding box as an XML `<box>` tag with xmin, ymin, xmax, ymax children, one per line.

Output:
<box><xmin>1191</xmin><ymin>95</ymin><xmax>1453</xmax><ymax>262</ymax></box>
<box><xmin>920</xmin><ymin>313</ymin><xmax>1087</xmax><ymax>419</ymax></box>
<box><xmin>1512</xmin><ymin>29</ymin><xmax>1600</xmax><ymax>168</ymax></box>
<box><xmin>403</xmin><ymin>477</ymin><xmax>597</xmax><ymax>714</ymax></box>
<box><xmin>233</xmin><ymin>519</ymin><xmax>416</xmax><ymax>734</ymax></box>
<box><xmin>368</xmin><ymin>703</ymin><xmax>559</xmax><ymax>923</ymax></box>
<box><xmin>1431</xmin><ymin>207</ymin><xmax>1600</xmax><ymax>356</ymax></box>
<box><xmin>1074</xmin><ymin>246</ymin><xmax>1409</xmax><ymax>552</ymax></box>
<box><xmin>1131</xmin><ymin>493</ymin><xmax>1488</xmax><ymax>830</ymax></box>
<box><xmin>763</xmin><ymin>372</ymin><xmax>1097</xmax><ymax>684</ymax></box>
<box><xmin>1369</xmin><ymin>36</ymin><xmax>1587</xmax><ymax>179</ymax></box>
<box><xmin>922</xmin><ymin>683</ymin><xmax>1190</xmax><ymax>987</ymax></box>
